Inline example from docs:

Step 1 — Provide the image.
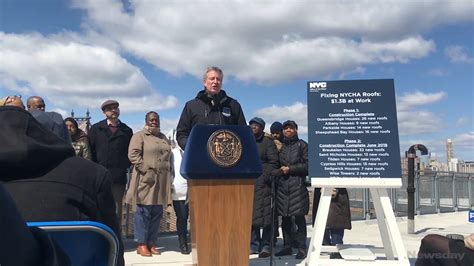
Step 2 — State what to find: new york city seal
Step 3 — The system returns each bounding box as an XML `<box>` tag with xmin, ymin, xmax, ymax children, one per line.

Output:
<box><xmin>207</xmin><ymin>129</ymin><xmax>242</xmax><ymax>167</ymax></box>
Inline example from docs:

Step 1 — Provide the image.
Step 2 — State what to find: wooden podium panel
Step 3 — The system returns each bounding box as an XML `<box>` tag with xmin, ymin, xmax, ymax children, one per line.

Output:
<box><xmin>188</xmin><ymin>179</ymin><xmax>255</xmax><ymax>266</ymax></box>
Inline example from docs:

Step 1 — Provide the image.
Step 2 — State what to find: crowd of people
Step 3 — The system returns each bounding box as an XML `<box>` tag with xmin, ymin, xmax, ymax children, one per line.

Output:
<box><xmin>1</xmin><ymin>66</ymin><xmax>472</xmax><ymax>266</ymax></box>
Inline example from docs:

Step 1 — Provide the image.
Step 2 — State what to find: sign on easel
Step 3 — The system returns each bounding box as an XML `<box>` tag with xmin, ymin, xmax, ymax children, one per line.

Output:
<box><xmin>308</xmin><ymin>79</ymin><xmax>401</xmax><ymax>187</ymax></box>
<box><xmin>305</xmin><ymin>79</ymin><xmax>409</xmax><ymax>266</ymax></box>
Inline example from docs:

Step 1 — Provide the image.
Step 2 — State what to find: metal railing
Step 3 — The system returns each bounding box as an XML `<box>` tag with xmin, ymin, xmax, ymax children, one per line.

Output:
<box><xmin>123</xmin><ymin>171</ymin><xmax>473</xmax><ymax>235</ymax></box>
<box><xmin>347</xmin><ymin>171</ymin><xmax>474</xmax><ymax>220</ymax></box>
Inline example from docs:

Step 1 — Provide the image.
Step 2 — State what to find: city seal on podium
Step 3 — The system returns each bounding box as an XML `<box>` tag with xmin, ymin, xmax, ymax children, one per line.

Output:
<box><xmin>207</xmin><ymin>129</ymin><xmax>242</xmax><ymax>167</ymax></box>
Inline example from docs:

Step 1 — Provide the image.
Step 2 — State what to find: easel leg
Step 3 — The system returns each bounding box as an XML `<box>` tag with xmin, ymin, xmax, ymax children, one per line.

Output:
<box><xmin>305</xmin><ymin>187</ymin><xmax>332</xmax><ymax>266</ymax></box>
<box><xmin>376</xmin><ymin>188</ymin><xmax>409</xmax><ymax>264</ymax></box>
<box><xmin>370</xmin><ymin>188</ymin><xmax>395</xmax><ymax>260</ymax></box>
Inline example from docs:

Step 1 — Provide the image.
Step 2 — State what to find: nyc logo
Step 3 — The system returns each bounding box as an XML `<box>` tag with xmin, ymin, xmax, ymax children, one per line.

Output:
<box><xmin>308</xmin><ymin>81</ymin><xmax>327</xmax><ymax>92</ymax></box>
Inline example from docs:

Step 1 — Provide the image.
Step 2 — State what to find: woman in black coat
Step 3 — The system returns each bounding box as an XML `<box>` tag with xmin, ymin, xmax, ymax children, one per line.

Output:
<box><xmin>274</xmin><ymin>120</ymin><xmax>309</xmax><ymax>260</ymax></box>
<box><xmin>249</xmin><ymin>118</ymin><xmax>279</xmax><ymax>258</ymax></box>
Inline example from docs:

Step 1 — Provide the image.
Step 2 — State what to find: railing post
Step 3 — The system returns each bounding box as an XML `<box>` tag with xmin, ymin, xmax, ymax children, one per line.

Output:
<box><xmin>452</xmin><ymin>173</ymin><xmax>458</xmax><ymax>212</ymax></box>
<box><xmin>469</xmin><ymin>175</ymin><xmax>473</xmax><ymax>208</ymax></box>
<box><xmin>435</xmin><ymin>172</ymin><xmax>440</xmax><ymax>213</ymax></box>
<box><xmin>405</xmin><ymin>144</ymin><xmax>427</xmax><ymax>234</ymax></box>
<box><xmin>407</xmin><ymin>153</ymin><xmax>415</xmax><ymax>234</ymax></box>
<box><xmin>416</xmin><ymin>171</ymin><xmax>421</xmax><ymax>215</ymax></box>
<box><xmin>431</xmin><ymin>174</ymin><xmax>436</xmax><ymax>206</ymax></box>
<box><xmin>390</xmin><ymin>188</ymin><xmax>397</xmax><ymax>215</ymax></box>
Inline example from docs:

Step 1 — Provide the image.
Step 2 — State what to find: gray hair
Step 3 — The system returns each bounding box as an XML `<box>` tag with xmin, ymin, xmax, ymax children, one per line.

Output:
<box><xmin>203</xmin><ymin>66</ymin><xmax>224</xmax><ymax>81</ymax></box>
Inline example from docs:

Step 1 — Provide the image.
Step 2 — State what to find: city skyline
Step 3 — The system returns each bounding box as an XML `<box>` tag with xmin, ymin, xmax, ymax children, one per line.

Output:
<box><xmin>1</xmin><ymin>1</ymin><xmax>473</xmax><ymax>162</ymax></box>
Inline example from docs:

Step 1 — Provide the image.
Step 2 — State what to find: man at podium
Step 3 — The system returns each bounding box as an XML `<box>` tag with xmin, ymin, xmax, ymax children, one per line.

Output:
<box><xmin>176</xmin><ymin>66</ymin><xmax>247</xmax><ymax>150</ymax></box>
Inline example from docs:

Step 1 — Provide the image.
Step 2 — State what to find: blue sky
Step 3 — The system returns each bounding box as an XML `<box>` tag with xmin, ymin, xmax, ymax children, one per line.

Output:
<box><xmin>0</xmin><ymin>0</ymin><xmax>473</xmax><ymax>162</ymax></box>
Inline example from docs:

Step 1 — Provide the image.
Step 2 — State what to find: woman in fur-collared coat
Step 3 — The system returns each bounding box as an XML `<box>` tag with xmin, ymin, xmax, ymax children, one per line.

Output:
<box><xmin>125</xmin><ymin>111</ymin><xmax>172</xmax><ymax>257</ymax></box>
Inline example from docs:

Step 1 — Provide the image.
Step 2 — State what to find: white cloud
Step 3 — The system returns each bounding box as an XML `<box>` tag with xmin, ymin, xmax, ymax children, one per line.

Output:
<box><xmin>338</xmin><ymin>67</ymin><xmax>366</xmax><ymax>79</ymax></box>
<box><xmin>427</xmin><ymin>68</ymin><xmax>449</xmax><ymax>77</ymax></box>
<box><xmin>254</xmin><ymin>100</ymin><xmax>471</xmax><ymax>158</ymax></box>
<box><xmin>399</xmin><ymin>138</ymin><xmax>445</xmax><ymax>160</ymax></box>
<box><xmin>254</xmin><ymin>90</ymin><xmax>450</xmax><ymax>137</ymax></box>
<box><xmin>70</xmin><ymin>0</ymin><xmax>474</xmax><ymax>83</ymax></box>
<box><xmin>0</xmin><ymin>32</ymin><xmax>178</xmax><ymax>112</ymax></box>
<box><xmin>397</xmin><ymin>110</ymin><xmax>445</xmax><ymax>136</ymax></box>
<box><xmin>453</xmin><ymin>132</ymin><xmax>474</xmax><ymax>150</ymax></box>
<box><xmin>160</xmin><ymin>117</ymin><xmax>180</xmax><ymax>139</ymax></box>
<box><xmin>396</xmin><ymin>91</ymin><xmax>447</xmax><ymax>135</ymax></box>
<box><xmin>456</xmin><ymin>116</ymin><xmax>471</xmax><ymax>127</ymax></box>
<box><xmin>253</xmin><ymin>102</ymin><xmax>308</xmax><ymax>136</ymax></box>
<box><xmin>444</xmin><ymin>45</ymin><xmax>473</xmax><ymax>63</ymax></box>
<box><xmin>50</xmin><ymin>108</ymin><xmax>69</xmax><ymax>118</ymax></box>
<box><xmin>400</xmin><ymin>132</ymin><xmax>474</xmax><ymax>162</ymax></box>
<box><xmin>397</xmin><ymin>91</ymin><xmax>446</xmax><ymax>111</ymax></box>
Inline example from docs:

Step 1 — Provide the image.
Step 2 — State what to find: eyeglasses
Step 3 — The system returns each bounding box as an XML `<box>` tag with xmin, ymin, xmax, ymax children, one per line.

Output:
<box><xmin>3</xmin><ymin>95</ymin><xmax>21</xmax><ymax>106</ymax></box>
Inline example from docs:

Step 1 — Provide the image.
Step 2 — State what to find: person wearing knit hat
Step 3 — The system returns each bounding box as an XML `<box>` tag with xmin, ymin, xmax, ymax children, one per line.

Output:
<box><xmin>64</xmin><ymin>117</ymin><xmax>92</xmax><ymax>160</ymax></box>
<box><xmin>249</xmin><ymin>116</ymin><xmax>279</xmax><ymax>258</ymax></box>
<box><xmin>270</xmin><ymin>121</ymin><xmax>284</xmax><ymax>151</ymax></box>
<box><xmin>274</xmin><ymin>118</ymin><xmax>309</xmax><ymax>259</ymax></box>
<box><xmin>282</xmin><ymin>120</ymin><xmax>298</xmax><ymax>130</ymax></box>
<box><xmin>268</xmin><ymin>121</ymin><xmax>284</xmax><ymax>244</ymax></box>
<box><xmin>270</xmin><ymin>121</ymin><xmax>283</xmax><ymax>134</ymax></box>
<box><xmin>249</xmin><ymin>117</ymin><xmax>266</xmax><ymax>130</ymax></box>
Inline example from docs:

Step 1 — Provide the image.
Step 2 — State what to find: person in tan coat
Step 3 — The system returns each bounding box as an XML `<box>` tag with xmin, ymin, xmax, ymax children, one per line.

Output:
<box><xmin>125</xmin><ymin>111</ymin><xmax>172</xmax><ymax>257</ymax></box>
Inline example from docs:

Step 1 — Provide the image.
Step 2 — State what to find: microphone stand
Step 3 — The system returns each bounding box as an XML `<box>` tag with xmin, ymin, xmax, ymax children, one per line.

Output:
<box><xmin>269</xmin><ymin>174</ymin><xmax>276</xmax><ymax>266</ymax></box>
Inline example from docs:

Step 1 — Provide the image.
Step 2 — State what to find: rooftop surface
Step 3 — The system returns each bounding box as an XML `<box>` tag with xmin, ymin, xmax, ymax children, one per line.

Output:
<box><xmin>124</xmin><ymin>211</ymin><xmax>473</xmax><ymax>266</ymax></box>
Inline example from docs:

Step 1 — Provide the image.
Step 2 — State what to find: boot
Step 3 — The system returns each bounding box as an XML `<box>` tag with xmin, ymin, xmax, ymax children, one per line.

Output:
<box><xmin>179</xmin><ymin>234</ymin><xmax>190</xmax><ymax>254</ymax></box>
<box><xmin>136</xmin><ymin>243</ymin><xmax>152</xmax><ymax>257</ymax></box>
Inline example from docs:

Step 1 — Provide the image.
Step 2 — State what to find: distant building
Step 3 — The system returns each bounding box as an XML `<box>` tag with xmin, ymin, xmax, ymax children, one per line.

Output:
<box><xmin>400</xmin><ymin>156</ymin><xmax>422</xmax><ymax>175</ymax></box>
<box><xmin>448</xmin><ymin>158</ymin><xmax>459</xmax><ymax>172</ymax></box>
<box><xmin>458</xmin><ymin>161</ymin><xmax>474</xmax><ymax>173</ymax></box>
<box><xmin>446</xmin><ymin>138</ymin><xmax>454</xmax><ymax>164</ymax></box>
<box><xmin>427</xmin><ymin>152</ymin><xmax>448</xmax><ymax>171</ymax></box>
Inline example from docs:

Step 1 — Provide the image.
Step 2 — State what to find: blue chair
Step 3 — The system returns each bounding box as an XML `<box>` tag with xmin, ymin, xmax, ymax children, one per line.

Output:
<box><xmin>27</xmin><ymin>221</ymin><xmax>119</xmax><ymax>266</ymax></box>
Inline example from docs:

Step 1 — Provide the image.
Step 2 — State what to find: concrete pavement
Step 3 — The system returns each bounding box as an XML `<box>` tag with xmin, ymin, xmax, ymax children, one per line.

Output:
<box><xmin>124</xmin><ymin>211</ymin><xmax>473</xmax><ymax>266</ymax></box>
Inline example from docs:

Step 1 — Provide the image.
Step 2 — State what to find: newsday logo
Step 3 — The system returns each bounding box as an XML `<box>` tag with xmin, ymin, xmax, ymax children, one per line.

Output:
<box><xmin>308</xmin><ymin>81</ymin><xmax>327</xmax><ymax>92</ymax></box>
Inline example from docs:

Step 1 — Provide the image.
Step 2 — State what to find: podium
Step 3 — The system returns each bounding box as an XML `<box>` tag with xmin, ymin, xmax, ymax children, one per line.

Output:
<box><xmin>181</xmin><ymin>125</ymin><xmax>262</xmax><ymax>266</ymax></box>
